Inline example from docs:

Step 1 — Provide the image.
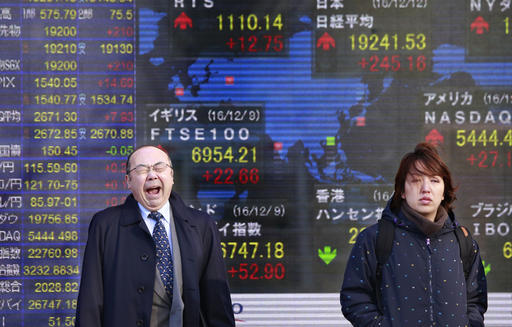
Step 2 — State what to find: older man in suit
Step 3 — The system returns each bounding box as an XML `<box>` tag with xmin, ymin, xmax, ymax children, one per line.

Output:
<box><xmin>76</xmin><ymin>145</ymin><xmax>235</xmax><ymax>327</ymax></box>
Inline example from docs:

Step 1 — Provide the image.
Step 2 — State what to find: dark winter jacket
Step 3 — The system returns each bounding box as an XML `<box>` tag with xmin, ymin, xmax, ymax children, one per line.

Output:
<box><xmin>340</xmin><ymin>202</ymin><xmax>487</xmax><ymax>327</ymax></box>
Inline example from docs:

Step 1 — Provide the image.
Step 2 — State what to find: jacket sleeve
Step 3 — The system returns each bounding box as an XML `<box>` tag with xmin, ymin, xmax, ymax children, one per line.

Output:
<box><xmin>199</xmin><ymin>216</ymin><xmax>235</xmax><ymax>327</ymax></box>
<box><xmin>466</xmin><ymin>240</ymin><xmax>488</xmax><ymax>327</ymax></box>
<box><xmin>76</xmin><ymin>214</ymin><xmax>105</xmax><ymax>327</ymax></box>
<box><xmin>340</xmin><ymin>227</ymin><xmax>392</xmax><ymax>327</ymax></box>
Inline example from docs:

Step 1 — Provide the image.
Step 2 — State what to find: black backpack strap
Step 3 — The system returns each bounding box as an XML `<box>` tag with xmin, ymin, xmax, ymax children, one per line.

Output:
<box><xmin>454</xmin><ymin>225</ymin><xmax>476</xmax><ymax>280</ymax></box>
<box><xmin>375</xmin><ymin>219</ymin><xmax>395</xmax><ymax>312</ymax></box>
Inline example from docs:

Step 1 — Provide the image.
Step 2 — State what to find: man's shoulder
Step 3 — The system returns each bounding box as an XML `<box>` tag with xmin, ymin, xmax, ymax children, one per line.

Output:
<box><xmin>94</xmin><ymin>204</ymin><xmax>123</xmax><ymax>217</ymax></box>
<box><xmin>176</xmin><ymin>202</ymin><xmax>214</xmax><ymax>226</ymax></box>
<box><xmin>90</xmin><ymin>201</ymin><xmax>130</xmax><ymax>227</ymax></box>
<box><xmin>170</xmin><ymin>192</ymin><xmax>213</xmax><ymax>221</ymax></box>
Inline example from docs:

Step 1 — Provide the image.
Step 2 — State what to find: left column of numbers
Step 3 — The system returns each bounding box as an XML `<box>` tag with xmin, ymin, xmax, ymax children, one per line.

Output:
<box><xmin>0</xmin><ymin>1</ymin><xmax>136</xmax><ymax>326</ymax></box>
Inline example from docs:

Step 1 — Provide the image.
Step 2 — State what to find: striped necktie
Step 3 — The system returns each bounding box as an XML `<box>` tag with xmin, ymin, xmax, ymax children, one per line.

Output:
<box><xmin>148</xmin><ymin>211</ymin><xmax>174</xmax><ymax>304</ymax></box>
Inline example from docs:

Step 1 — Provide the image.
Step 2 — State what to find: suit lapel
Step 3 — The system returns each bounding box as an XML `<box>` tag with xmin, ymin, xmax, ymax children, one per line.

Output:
<box><xmin>120</xmin><ymin>194</ymin><xmax>151</xmax><ymax>236</ymax></box>
<box><xmin>154</xmin><ymin>270</ymin><xmax>171</xmax><ymax>306</ymax></box>
<box><xmin>170</xmin><ymin>192</ymin><xmax>197</xmax><ymax>290</ymax></box>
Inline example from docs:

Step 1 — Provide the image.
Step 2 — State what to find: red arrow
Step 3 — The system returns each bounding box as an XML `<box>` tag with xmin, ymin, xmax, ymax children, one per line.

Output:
<box><xmin>317</xmin><ymin>32</ymin><xmax>335</xmax><ymax>50</ymax></box>
<box><xmin>470</xmin><ymin>16</ymin><xmax>489</xmax><ymax>35</ymax></box>
<box><xmin>425</xmin><ymin>129</ymin><xmax>444</xmax><ymax>146</ymax></box>
<box><xmin>174</xmin><ymin>12</ymin><xmax>193</xmax><ymax>30</ymax></box>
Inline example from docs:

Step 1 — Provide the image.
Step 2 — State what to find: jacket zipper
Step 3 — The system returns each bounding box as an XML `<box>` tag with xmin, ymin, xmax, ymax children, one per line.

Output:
<box><xmin>426</xmin><ymin>237</ymin><xmax>434</xmax><ymax>325</ymax></box>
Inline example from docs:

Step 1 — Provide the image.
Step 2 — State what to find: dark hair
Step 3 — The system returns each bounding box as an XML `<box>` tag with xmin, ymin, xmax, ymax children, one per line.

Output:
<box><xmin>125</xmin><ymin>145</ymin><xmax>172</xmax><ymax>174</ymax></box>
<box><xmin>390</xmin><ymin>142</ymin><xmax>457</xmax><ymax>213</ymax></box>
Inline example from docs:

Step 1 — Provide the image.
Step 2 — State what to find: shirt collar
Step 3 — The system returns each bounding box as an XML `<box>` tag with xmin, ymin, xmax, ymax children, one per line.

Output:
<box><xmin>137</xmin><ymin>201</ymin><xmax>171</xmax><ymax>223</ymax></box>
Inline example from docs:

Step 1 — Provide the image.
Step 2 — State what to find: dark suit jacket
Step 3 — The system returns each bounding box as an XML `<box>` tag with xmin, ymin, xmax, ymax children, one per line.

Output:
<box><xmin>76</xmin><ymin>192</ymin><xmax>235</xmax><ymax>327</ymax></box>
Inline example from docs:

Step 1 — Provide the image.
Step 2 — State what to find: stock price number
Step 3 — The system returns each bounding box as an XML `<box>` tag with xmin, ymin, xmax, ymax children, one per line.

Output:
<box><xmin>103</xmin><ymin>111</ymin><xmax>134</xmax><ymax>122</ymax></box>
<box><xmin>34</xmin><ymin>111</ymin><xmax>77</xmax><ymax>123</ymax></box>
<box><xmin>44</xmin><ymin>25</ymin><xmax>77</xmax><ymax>37</ymax></box>
<box><xmin>217</xmin><ymin>13</ymin><xmax>283</xmax><ymax>31</ymax></box>
<box><xmin>24</xmin><ymin>162</ymin><xmax>78</xmax><ymax>174</ymax></box>
<box><xmin>227</xmin><ymin>263</ymin><xmax>285</xmax><ymax>280</ymax></box>
<box><xmin>192</xmin><ymin>146</ymin><xmax>256</xmax><ymax>164</ymax></box>
<box><xmin>33</xmin><ymin>94</ymin><xmax>77</xmax><ymax>105</ymax></box>
<box><xmin>23</xmin><ymin>265</ymin><xmax>79</xmax><ymax>276</ymax></box>
<box><xmin>456</xmin><ymin>129</ymin><xmax>512</xmax><ymax>147</ymax></box>
<box><xmin>34</xmin><ymin>77</ymin><xmax>77</xmax><ymax>88</ymax></box>
<box><xmin>27</xmin><ymin>299</ymin><xmax>77</xmax><ymax>310</ymax></box>
<box><xmin>105</xmin><ymin>145</ymin><xmax>133</xmax><ymax>156</ymax></box>
<box><xmin>110</xmin><ymin>8</ymin><xmax>133</xmax><ymax>20</ymax></box>
<box><xmin>100</xmin><ymin>42</ymin><xmax>134</xmax><ymax>55</ymax></box>
<box><xmin>39</xmin><ymin>8</ymin><xmax>78</xmax><ymax>20</ymax></box>
<box><xmin>349</xmin><ymin>227</ymin><xmax>367</xmax><ymax>244</ymax></box>
<box><xmin>505</xmin><ymin>17</ymin><xmax>512</xmax><ymax>35</ymax></box>
<box><xmin>226</xmin><ymin>35</ymin><xmax>284</xmax><ymax>53</ymax></box>
<box><xmin>358</xmin><ymin>55</ymin><xmax>427</xmax><ymax>72</ymax></box>
<box><xmin>466</xmin><ymin>150</ymin><xmax>511</xmax><ymax>168</ymax></box>
<box><xmin>27</xmin><ymin>230</ymin><xmax>78</xmax><ymax>242</ymax></box>
<box><xmin>29</xmin><ymin>196</ymin><xmax>78</xmax><ymax>208</ymax></box>
<box><xmin>504</xmin><ymin>241</ymin><xmax>512</xmax><ymax>259</ymax></box>
<box><xmin>25</xmin><ymin>179</ymin><xmax>78</xmax><ymax>191</ymax></box>
<box><xmin>39</xmin><ymin>145</ymin><xmax>78</xmax><ymax>157</ymax></box>
<box><xmin>105</xmin><ymin>161</ymin><xmax>127</xmax><ymax>173</ymax></box>
<box><xmin>202</xmin><ymin>167</ymin><xmax>260</xmax><ymax>184</ymax></box>
<box><xmin>27</xmin><ymin>213</ymin><xmax>79</xmax><ymax>225</ymax></box>
<box><xmin>105</xmin><ymin>195</ymin><xmax>127</xmax><ymax>207</ymax></box>
<box><xmin>42</xmin><ymin>145</ymin><xmax>78</xmax><ymax>157</ymax></box>
<box><xmin>107</xmin><ymin>60</ymin><xmax>134</xmax><ymax>71</ymax></box>
<box><xmin>34</xmin><ymin>281</ymin><xmax>79</xmax><ymax>293</ymax></box>
<box><xmin>90</xmin><ymin>94</ymin><xmax>133</xmax><ymax>105</ymax></box>
<box><xmin>44</xmin><ymin>42</ymin><xmax>77</xmax><ymax>54</ymax></box>
<box><xmin>90</xmin><ymin>128</ymin><xmax>134</xmax><ymax>139</ymax></box>
<box><xmin>221</xmin><ymin>241</ymin><xmax>284</xmax><ymax>259</ymax></box>
<box><xmin>97</xmin><ymin>77</ymin><xmax>134</xmax><ymax>89</ymax></box>
<box><xmin>349</xmin><ymin>33</ymin><xmax>427</xmax><ymax>51</ymax></box>
<box><xmin>44</xmin><ymin>60</ymin><xmax>77</xmax><ymax>72</ymax></box>
<box><xmin>27</xmin><ymin>247</ymin><xmax>79</xmax><ymax>259</ymax></box>
<box><xmin>104</xmin><ymin>179</ymin><xmax>128</xmax><ymax>190</ymax></box>
<box><xmin>33</xmin><ymin>128</ymin><xmax>78</xmax><ymax>139</ymax></box>
<box><xmin>48</xmin><ymin>316</ymin><xmax>75</xmax><ymax>327</ymax></box>
<box><xmin>107</xmin><ymin>26</ymin><xmax>134</xmax><ymax>38</ymax></box>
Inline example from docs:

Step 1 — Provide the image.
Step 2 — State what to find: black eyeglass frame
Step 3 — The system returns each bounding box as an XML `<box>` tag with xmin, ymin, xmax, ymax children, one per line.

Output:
<box><xmin>126</xmin><ymin>162</ymin><xmax>172</xmax><ymax>175</ymax></box>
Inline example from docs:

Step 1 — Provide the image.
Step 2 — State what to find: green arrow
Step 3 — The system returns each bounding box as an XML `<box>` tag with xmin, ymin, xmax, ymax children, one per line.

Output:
<box><xmin>318</xmin><ymin>246</ymin><xmax>337</xmax><ymax>265</ymax></box>
<box><xmin>482</xmin><ymin>260</ymin><xmax>491</xmax><ymax>276</ymax></box>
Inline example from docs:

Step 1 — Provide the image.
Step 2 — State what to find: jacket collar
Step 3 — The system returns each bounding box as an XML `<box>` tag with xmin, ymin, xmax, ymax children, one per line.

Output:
<box><xmin>381</xmin><ymin>199</ymin><xmax>457</xmax><ymax>236</ymax></box>
<box><xmin>169</xmin><ymin>191</ymin><xmax>196</xmax><ymax>228</ymax></box>
<box><xmin>120</xmin><ymin>194</ymin><xmax>142</xmax><ymax>226</ymax></box>
<box><xmin>120</xmin><ymin>191</ymin><xmax>196</xmax><ymax>228</ymax></box>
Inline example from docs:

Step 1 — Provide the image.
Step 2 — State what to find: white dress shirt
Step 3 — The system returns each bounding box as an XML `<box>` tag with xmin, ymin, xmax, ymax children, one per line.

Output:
<box><xmin>138</xmin><ymin>202</ymin><xmax>173</xmax><ymax>255</ymax></box>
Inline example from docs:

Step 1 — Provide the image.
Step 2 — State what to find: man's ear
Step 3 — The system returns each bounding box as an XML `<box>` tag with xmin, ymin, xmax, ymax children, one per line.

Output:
<box><xmin>125</xmin><ymin>174</ymin><xmax>131</xmax><ymax>190</ymax></box>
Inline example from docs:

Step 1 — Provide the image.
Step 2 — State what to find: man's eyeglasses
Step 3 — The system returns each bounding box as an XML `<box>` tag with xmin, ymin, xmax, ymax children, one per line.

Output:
<box><xmin>127</xmin><ymin>162</ymin><xmax>172</xmax><ymax>175</ymax></box>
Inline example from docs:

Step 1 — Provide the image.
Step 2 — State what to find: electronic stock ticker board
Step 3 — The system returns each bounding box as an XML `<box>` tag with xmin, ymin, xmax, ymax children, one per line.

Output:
<box><xmin>0</xmin><ymin>0</ymin><xmax>511</xmax><ymax>326</ymax></box>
